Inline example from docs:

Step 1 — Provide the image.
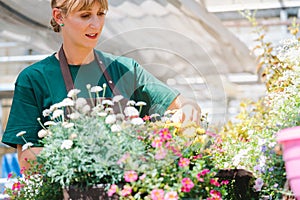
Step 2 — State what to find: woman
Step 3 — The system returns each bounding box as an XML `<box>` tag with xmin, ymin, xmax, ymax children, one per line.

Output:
<box><xmin>2</xmin><ymin>0</ymin><xmax>200</xmax><ymax>169</ymax></box>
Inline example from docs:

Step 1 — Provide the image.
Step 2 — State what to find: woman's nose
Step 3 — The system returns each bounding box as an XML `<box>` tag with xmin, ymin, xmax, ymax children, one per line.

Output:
<box><xmin>89</xmin><ymin>16</ymin><xmax>103</xmax><ymax>29</ymax></box>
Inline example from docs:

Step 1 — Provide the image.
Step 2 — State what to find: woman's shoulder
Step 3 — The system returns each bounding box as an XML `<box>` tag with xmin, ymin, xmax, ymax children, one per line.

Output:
<box><xmin>16</xmin><ymin>54</ymin><xmax>57</xmax><ymax>86</ymax></box>
<box><xmin>21</xmin><ymin>54</ymin><xmax>57</xmax><ymax>73</ymax></box>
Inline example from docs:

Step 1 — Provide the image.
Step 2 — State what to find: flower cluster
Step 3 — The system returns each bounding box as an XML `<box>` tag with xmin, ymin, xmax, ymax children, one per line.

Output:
<box><xmin>5</xmin><ymin>84</ymin><xmax>227</xmax><ymax>199</ymax></box>
<box><xmin>211</xmin><ymin>23</ymin><xmax>300</xmax><ymax>198</ymax></box>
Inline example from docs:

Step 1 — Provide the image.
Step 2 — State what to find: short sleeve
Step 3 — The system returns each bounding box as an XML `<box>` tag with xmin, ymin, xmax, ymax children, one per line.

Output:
<box><xmin>133</xmin><ymin>61</ymin><xmax>180</xmax><ymax>116</ymax></box>
<box><xmin>1</xmin><ymin>83</ymin><xmax>42</xmax><ymax>148</ymax></box>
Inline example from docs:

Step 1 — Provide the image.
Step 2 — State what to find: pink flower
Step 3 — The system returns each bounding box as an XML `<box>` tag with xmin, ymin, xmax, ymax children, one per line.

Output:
<box><xmin>124</xmin><ymin>170</ymin><xmax>138</xmax><ymax>182</ymax></box>
<box><xmin>20</xmin><ymin>167</ymin><xmax>26</xmax><ymax>174</ymax></box>
<box><xmin>181</xmin><ymin>186</ymin><xmax>191</xmax><ymax>193</ymax></box>
<box><xmin>143</xmin><ymin>115</ymin><xmax>151</xmax><ymax>121</ymax></box>
<box><xmin>181</xmin><ymin>178</ymin><xmax>194</xmax><ymax>189</ymax></box>
<box><xmin>121</xmin><ymin>185</ymin><xmax>132</xmax><ymax>197</ymax></box>
<box><xmin>7</xmin><ymin>172</ymin><xmax>13</xmax><ymax>179</ymax></box>
<box><xmin>159</xmin><ymin>128</ymin><xmax>172</xmax><ymax>140</ymax></box>
<box><xmin>192</xmin><ymin>154</ymin><xmax>202</xmax><ymax>159</ymax></box>
<box><xmin>209</xmin><ymin>190</ymin><xmax>222</xmax><ymax>198</ymax></box>
<box><xmin>117</xmin><ymin>153</ymin><xmax>130</xmax><ymax>165</ymax></box>
<box><xmin>178</xmin><ymin>157</ymin><xmax>190</xmax><ymax>168</ymax></box>
<box><xmin>139</xmin><ymin>173</ymin><xmax>146</xmax><ymax>180</ymax></box>
<box><xmin>200</xmin><ymin>169</ymin><xmax>210</xmax><ymax>176</ymax></box>
<box><xmin>165</xmin><ymin>191</ymin><xmax>178</xmax><ymax>200</ymax></box>
<box><xmin>12</xmin><ymin>182</ymin><xmax>23</xmax><ymax>191</ymax></box>
<box><xmin>210</xmin><ymin>179</ymin><xmax>221</xmax><ymax>187</ymax></box>
<box><xmin>168</xmin><ymin>146</ymin><xmax>182</xmax><ymax>157</ymax></box>
<box><xmin>197</xmin><ymin>176</ymin><xmax>204</xmax><ymax>182</ymax></box>
<box><xmin>107</xmin><ymin>184</ymin><xmax>118</xmax><ymax>196</ymax></box>
<box><xmin>152</xmin><ymin>137</ymin><xmax>163</xmax><ymax>148</ymax></box>
<box><xmin>221</xmin><ymin>180</ymin><xmax>229</xmax><ymax>185</ymax></box>
<box><xmin>155</xmin><ymin>148</ymin><xmax>167</xmax><ymax>160</ymax></box>
<box><xmin>151</xmin><ymin>189</ymin><xmax>164</xmax><ymax>200</ymax></box>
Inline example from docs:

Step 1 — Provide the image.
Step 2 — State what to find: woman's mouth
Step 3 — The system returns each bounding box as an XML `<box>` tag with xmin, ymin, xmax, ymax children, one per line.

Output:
<box><xmin>85</xmin><ymin>33</ymin><xmax>98</xmax><ymax>39</ymax></box>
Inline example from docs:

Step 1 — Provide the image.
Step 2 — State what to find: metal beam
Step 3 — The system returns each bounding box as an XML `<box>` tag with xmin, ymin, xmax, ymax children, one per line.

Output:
<box><xmin>0</xmin><ymin>54</ymin><xmax>49</xmax><ymax>63</ymax></box>
<box><xmin>206</xmin><ymin>1</ymin><xmax>300</xmax><ymax>13</ymax></box>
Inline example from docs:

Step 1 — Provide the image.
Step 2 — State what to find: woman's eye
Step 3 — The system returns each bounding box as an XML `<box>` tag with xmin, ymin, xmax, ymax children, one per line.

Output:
<box><xmin>81</xmin><ymin>14</ymin><xmax>91</xmax><ymax>18</ymax></box>
<box><xmin>98</xmin><ymin>11</ymin><xmax>106</xmax><ymax>16</ymax></box>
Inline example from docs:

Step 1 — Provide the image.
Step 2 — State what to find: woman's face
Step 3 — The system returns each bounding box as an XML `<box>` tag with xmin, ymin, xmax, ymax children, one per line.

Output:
<box><xmin>61</xmin><ymin>1</ymin><xmax>106</xmax><ymax>50</ymax></box>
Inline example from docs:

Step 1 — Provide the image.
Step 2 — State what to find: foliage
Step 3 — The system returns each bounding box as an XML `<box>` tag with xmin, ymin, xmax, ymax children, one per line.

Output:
<box><xmin>211</xmin><ymin>15</ymin><xmax>300</xmax><ymax>199</ymax></box>
<box><xmin>4</xmin><ymin>160</ymin><xmax>63</xmax><ymax>200</ymax></box>
<box><xmin>5</xmin><ymin>85</ymin><xmax>228</xmax><ymax>199</ymax></box>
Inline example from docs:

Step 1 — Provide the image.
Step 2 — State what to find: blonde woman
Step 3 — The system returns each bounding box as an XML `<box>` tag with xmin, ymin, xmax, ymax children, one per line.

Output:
<box><xmin>2</xmin><ymin>0</ymin><xmax>200</xmax><ymax>169</ymax></box>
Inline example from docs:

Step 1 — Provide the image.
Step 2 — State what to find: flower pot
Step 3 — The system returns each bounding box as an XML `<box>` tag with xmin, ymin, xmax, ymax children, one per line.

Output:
<box><xmin>216</xmin><ymin>169</ymin><xmax>259</xmax><ymax>199</ymax></box>
<box><xmin>63</xmin><ymin>184</ymin><xmax>119</xmax><ymax>200</ymax></box>
<box><xmin>277</xmin><ymin>126</ymin><xmax>300</xmax><ymax>199</ymax></box>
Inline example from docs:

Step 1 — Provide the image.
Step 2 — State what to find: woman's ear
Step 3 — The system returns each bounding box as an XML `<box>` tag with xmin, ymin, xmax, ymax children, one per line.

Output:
<box><xmin>52</xmin><ymin>8</ymin><xmax>64</xmax><ymax>24</ymax></box>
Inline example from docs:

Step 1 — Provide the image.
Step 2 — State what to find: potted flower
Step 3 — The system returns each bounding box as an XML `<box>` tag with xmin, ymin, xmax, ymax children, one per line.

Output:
<box><xmin>5</xmin><ymin>85</ymin><xmax>228</xmax><ymax>199</ymax></box>
<box><xmin>277</xmin><ymin>126</ymin><xmax>300</xmax><ymax>199</ymax></box>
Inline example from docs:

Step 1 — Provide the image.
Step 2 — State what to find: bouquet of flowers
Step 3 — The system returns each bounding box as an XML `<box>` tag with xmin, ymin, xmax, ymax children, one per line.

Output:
<box><xmin>5</xmin><ymin>85</ymin><xmax>227</xmax><ymax>199</ymax></box>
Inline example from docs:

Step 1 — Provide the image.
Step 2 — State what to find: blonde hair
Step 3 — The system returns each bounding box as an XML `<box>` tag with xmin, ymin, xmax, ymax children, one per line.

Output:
<box><xmin>50</xmin><ymin>0</ymin><xmax>108</xmax><ymax>32</ymax></box>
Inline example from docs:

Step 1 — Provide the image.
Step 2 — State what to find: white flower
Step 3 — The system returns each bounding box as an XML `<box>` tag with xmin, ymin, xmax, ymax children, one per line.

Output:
<box><xmin>170</xmin><ymin>109</ymin><xmax>182</xmax><ymax>123</ymax></box>
<box><xmin>86</xmin><ymin>84</ymin><xmax>91</xmax><ymax>90</ymax></box>
<box><xmin>62</xmin><ymin>122</ymin><xmax>75</xmax><ymax>129</ymax></box>
<box><xmin>126</xmin><ymin>100</ymin><xmax>136</xmax><ymax>106</ymax></box>
<box><xmin>61</xmin><ymin>98</ymin><xmax>75</xmax><ymax>107</ymax></box>
<box><xmin>116</xmin><ymin>113</ymin><xmax>125</xmax><ymax>121</ymax></box>
<box><xmin>105</xmin><ymin>107</ymin><xmax>114</xmax><ymax>113</ymax></box>
<box><xmin>22</xmin><ymin>142</ymin><xmax>34</xmax><ymax>151</ymax></box>
<box><xmin>102</xmin><ymin>100</ymin><xmax>114</xmax><ymax>106</ymax></box>
<box><xmin>81</xmin><ymin>105</ymin><xmax>91</xmax><ymax>114</ymax></box>
<box><xmin>113</xmin><ymin>95</ymin><xmax>124</xmax><ymax>102</ymax></box>
<box><xmin>16</xmin><ymin>131</ymin><xmax>26</xmax><ymax>137</ymax></box>
<box><xmin>90</xmin><ymin>86</ymin><xmax>103</xmax><ymax>93</ymax></box>
<box><xmin>70</xmin><ymin>133</ymin><xmax>78</xmax><ymax>139</ymax></box>
<box><xmin>68</xmin><ymin>112</ymin><xmax>80</xmax><ymax>120</ymax></box>
<box><xmin>135</xmin><ymin>101</ymin><xmax>147</xmax><ymax>106</ymax></box>
<box><xmin>97</xmin><ymin>112</ymin><xmax>108</xmax><ymax>117</ymax></box>
<box><xmin>67</xmin><ymin>89</ymin><xmax>81</xmax><ymax>98</ymax></box>
<box><xmin>49</xmin><ymin>103</ymin><xmax>62</xmax><ymax>112</ymax></box>
<box><xmin>105</xmin><ymin>115</ymin><xmax>116</xmax><ymax>124</ymax></box>
<box><xmin>52</xmin><ymin>109</ymin><xmax>64</xmax><ymax>119</ymax></box>
<box><xmin>42</xmin><ymin>109</ymin><xmax>51</xmax><ymax>117</ymax></box>
<box><xmin>253</xmin><ymin>178</ymin><xmax>264</xmax><ymax>191</ymax></box>
<box><xmin>131</xmin><ymin>117</ymin><xmax>144</xmax><ymax>125</ymax></box>
<box><xmin>150</xmin><ymin>113</ymin><xmax>160</xmax><ymax>118</ymax></box>
<box><xmin>44</xmin><ymin>121</ymin><xmax>57</xmax><ymax>126</ymax></box>
<box><xmin>61</xmin><ymin>140</ymin><xmax>73</xmax><ymax>150</ymax></box>
<box><xmin>124</xmin><ymin>107</ymin><xmax>139</xmax><ymax>117</ymax></box>
<box><xmin>111</xmin><ymin>124</ymin><xmax>122</xmax><ymax>132</ymax></box>
<box><xmin>38</xmin><ymin>129</ymin><xmax>49</xmax><ymax>138</ymax></box>
<box><xmin>75</xmin><ymin>98</ymin><xmax>87</xmax><ymax>109</ymax></box>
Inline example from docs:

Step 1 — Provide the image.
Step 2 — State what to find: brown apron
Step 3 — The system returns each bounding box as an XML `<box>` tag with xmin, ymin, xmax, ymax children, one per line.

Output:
<box><xmin>58</xmin><ymin>46</ymin><xmax>126</xmax><ymax>113</ymax></box>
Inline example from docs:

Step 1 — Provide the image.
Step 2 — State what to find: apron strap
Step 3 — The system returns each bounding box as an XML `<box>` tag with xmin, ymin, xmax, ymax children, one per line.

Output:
<box><xmin>58</xmin><ymin>45</ymin><xmax>120</xmax><ymax>96</ymax></box>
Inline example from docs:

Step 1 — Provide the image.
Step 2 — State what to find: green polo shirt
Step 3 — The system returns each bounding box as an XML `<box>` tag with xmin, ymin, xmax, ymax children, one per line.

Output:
<box><xmin>2</xmin><ymin>50</ymin><xmax>179</xmax><ymax>148</ymax></box>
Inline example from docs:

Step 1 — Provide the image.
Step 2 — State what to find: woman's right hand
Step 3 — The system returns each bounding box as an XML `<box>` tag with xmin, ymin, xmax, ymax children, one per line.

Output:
<box><xmin>17</xmin><ymin>145</ymin><xmax>43</xmax><ymax>170</ymax></box>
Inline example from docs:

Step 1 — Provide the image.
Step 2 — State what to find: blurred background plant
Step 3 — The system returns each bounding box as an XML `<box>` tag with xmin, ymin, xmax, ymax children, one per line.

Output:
<box><xmin>211</xmin><ymin>12</ymin><xmax>300</xmax><ymax>199</ymax></box>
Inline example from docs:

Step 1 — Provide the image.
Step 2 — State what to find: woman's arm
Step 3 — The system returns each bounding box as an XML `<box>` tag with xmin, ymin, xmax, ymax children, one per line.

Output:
<box><xmin>167</xmin><ymin>95</ymin><xmax>201</xmax><ymax>123</ymax></box>
<box><xmin>17</xmin><ymin>145</ymin><xmax>43</xmax><ymax>169</ymax></box>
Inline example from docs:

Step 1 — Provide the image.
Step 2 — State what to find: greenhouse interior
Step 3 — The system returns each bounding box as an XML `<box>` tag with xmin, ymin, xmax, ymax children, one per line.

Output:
<box><xmin>0</xmin><ymin>0</ymin><xmax>300</xmax><ymax>199</ymax></box>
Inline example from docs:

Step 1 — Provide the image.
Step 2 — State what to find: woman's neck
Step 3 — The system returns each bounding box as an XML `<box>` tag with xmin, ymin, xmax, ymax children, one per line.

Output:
<box><xmin>61</xmin><ymin>45</ymin><xmax>95</xmax><ymax>65</ymax></box>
